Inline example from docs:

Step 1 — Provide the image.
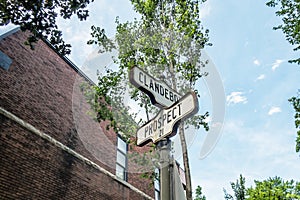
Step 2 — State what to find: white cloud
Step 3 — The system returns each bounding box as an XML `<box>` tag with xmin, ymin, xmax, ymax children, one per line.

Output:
<box><xmin>255</xmin><ymin>74</ymin><xmax>265</xmax><ymax>81</ymax></box>
<box><xmin>253</xmin><ymin>59</ymin><xmax>260</xmax><ymax>66</ymax></box>
<box><xmin>190</xmin><ymin>117</ymin><xmax>300</xmax><ymax>200</ymax></box>
<box><xmin>226</xmin><ymin>92</ymin><xmax>247</xmax><ymax>105</ymax></box>
<box><xmin>271</xmin><ymin>59</ymin><xmax>284</xmax><ymax>71</ymax></box>
<box><xmin>199</xmin><ymin>1</ymin><xmax>212</xmax><ymax>19</ymax></box>
<box><xmin>268</xmin><ymin>106</ymin><xmax>281</xmax><ymax>115</ymax></box>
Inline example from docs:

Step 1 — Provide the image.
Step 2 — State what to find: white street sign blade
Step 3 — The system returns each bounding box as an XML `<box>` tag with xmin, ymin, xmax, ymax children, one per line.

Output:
<box><xmin>129</xmin><ymin>66</ymin><xmax>182</xmax><ymax>108</ymax></box>
<box><xmin>136</xmin><ymin>92</ymin><xmax>199</xmax><ymax>146</ymax></box>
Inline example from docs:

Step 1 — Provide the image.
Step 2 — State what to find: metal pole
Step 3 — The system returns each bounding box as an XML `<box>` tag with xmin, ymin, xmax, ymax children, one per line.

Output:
<box><xmin>157</xmin><ymin>138</ymin><xmax>171</xmax><ymax>200</ymax></box>
<box><xmin>169</xmin><ymin>155</ymin><xmax>174</xmax><ymax>200</ymax></box>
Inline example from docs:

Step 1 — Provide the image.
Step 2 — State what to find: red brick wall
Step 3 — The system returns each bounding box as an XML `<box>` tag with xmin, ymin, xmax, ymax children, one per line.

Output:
<box><xmin>0</xmin><ymin>30</ymin><xmax>154</xmax><ymax>199</ymax></box>
<box><xmin>0</xmin><ymin>115</ymin><xmax>148</xmax><ymax>200</ymax></box>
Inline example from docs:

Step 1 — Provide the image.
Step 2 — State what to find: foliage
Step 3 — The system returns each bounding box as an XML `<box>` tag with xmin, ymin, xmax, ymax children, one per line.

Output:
<box><xmin>79</xmin><ymin>77</ymin><xmax>139</xmax><ymax>141</ymax></box>
<box><xmin>224</xmin><ymin>175</ymin><xmax>300</xmax><ymax>200</ymax></box>
<box><xmin>224</xmin><ymin>174</ymin><xmax>246</xmax><ymax>200</ymax></box>
<box><xmin>194</xmin><ymin>185</ymin><xmax>206</xmax><ymax>200</ymax></box>
<box><xmin>87</xmin><ymin>0</ymin><xmax>211</xmax><ymax>142</ymax></box>
<box><xmin>266</xmin><ymin>0</ymin><xmax>300</xmax><ymax>64</ymax></box>
<box><xmin>288</xmin><ymin>91</ymin><xmax>300</xmax><ymax>153</ymax></box>
<box><xmin>87</xmin><ymin>1</ymin><xmax>211</xmax><ymax>199</ymax></box>
<box><xmin>247</xmin><ymin>176</ymin><xmax>300</xmax><ymax>199</ymax></box>
<box><xmin>266</xmin><ymin>0</ymin><xmax>300</xmax><ymax>155</ymax></box>
<box><xmin>0</xmin><ymin>0</ymin><xmax>94</xmax><ymax>55</ymax></box>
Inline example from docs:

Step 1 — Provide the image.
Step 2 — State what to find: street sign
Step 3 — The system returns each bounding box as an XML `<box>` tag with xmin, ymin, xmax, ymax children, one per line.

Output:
<box><xmin>129</xmin><ymin>66</ymin><xmax>182</xmax><ymax>108</ymax></box>
<box><xmin>136</xmin><ymin>92</ymin><xmax>199</xmax><ymax>146</ymax></box>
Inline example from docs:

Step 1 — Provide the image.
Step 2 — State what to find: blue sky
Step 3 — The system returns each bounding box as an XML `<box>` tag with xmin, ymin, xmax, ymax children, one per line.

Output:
<box><xmin>193</xmin><ymin>0</ymin><xmax>300</xmax><ymax>199</ymax></box>
<box><xmin>1</xmin><ymin>0</ymin><xmax>300</xmax><ymax>199</ymax></box>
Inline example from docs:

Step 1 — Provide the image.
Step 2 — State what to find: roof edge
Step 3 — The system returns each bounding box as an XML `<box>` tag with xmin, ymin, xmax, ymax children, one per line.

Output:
<box><xmin>0</xmin><ymin>27</ymin><xmax>20</xmax><ymax>41</ymax></box>
<box><xmin>42</xmin><ymin>38</ymin><xmax>96</xmax><ymax>86</ymax></box>
<box><xmin>0</xmin><ymin>27</ymin><xmax>96</xmax><ymax>86</ymax></box>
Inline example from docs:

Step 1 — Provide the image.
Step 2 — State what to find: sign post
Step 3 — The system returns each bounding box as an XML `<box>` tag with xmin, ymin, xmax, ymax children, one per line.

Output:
<box><xmin>157</xmin><ymin>138</ymin><xmax>171</xmax><ymax>200</ymax></box>
<box><xmin>129</xmin><ymin>66</ymin><xmax>199</xmax><ymax>200</ymax></box>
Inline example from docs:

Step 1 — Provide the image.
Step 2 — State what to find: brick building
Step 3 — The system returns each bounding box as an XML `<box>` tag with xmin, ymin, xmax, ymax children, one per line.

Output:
<box><xmin>0</xmin><ymin>29</ymin><xmax>156</xmax><ymax>200</ymax></box>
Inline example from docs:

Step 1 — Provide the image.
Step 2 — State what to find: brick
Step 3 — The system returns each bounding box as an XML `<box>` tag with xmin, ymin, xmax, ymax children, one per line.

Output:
<box><xmin>0</xmin><ymin>30</ymin><xmax>154</xmax><ymax>200</ymax></box>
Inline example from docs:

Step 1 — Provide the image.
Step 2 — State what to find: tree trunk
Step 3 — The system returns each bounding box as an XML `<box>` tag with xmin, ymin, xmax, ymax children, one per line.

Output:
<box><xmin>179</xmin><ymin>123</ymin><xmax>193</xmax><ymax>200</ymax></box>
<box><xmin>169</xmin><ymin>59</ymin><xmax>193</xmax><ymax>200</ymax></box>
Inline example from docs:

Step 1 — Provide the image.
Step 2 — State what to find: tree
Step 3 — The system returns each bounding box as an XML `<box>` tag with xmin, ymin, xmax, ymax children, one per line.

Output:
<box><xmin>289</xmin><ymin>91</ymin><xmax>300</xmax><ymax>153</ymax></box>
<box><xmin>224</xmin><ymin>175</ymin><xmax>300</xmax><ymax>200</ymax></box>
<box><xmin>266</xmin><ymin>0</ymin><xmax>300</xmax><ymax>154</ymax></box>
<box><xmin>194</xmin><ymin>185</ymin><xmax>206</xmax><ymax>200</ymax></box>
<box><xmin>266</xmin><ymin>0</ymin><xmax>300</xmax><ymax>64</ymax></box>
<box><xmin>0</xmin><ymin>0</ymin><xmax>94</xmax><ymax>55</ymax></box>
<box><xmin>223</xmin><ymin>174</ymin><xmax>246</xmax><ymax>200</ymax></box>
<box><xmin>247</xmin><ymin>176</ymin><xmax>300</xmax><ymax>199</ymax></box>
<box><xmin>87</xmin><ymin>0</ymin><xmax>211</xmax><ymax>199</ymax></box>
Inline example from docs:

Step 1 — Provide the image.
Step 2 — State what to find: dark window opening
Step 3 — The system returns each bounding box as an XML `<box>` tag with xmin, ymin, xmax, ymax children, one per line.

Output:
<box><xmin>0</xmin><ymin>50</ymin><xmax>12</xmax><ymax>70</ymax></box>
